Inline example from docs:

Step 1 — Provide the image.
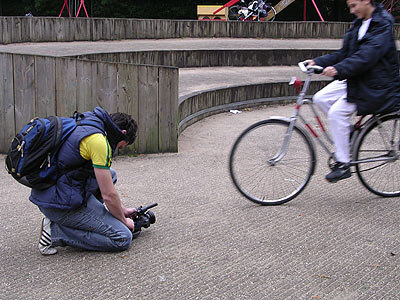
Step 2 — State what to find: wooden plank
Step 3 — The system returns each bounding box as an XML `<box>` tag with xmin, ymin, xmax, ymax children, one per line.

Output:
<box><xmin>92</xmin><ymin>61</ymin><xmax>118</xmax><ymax>112</ymax></box>
<box><xmin>1</xmin><ymin>17</ymin><xmax>13</xmax><ymax>44</ymax></box>
<box><xmin>0</xmin><ymin>53</ymin><xmax>15</xmax><ymax>152</ymax></box>
<box><xmin>138</xmin><ymin>65</ymin><xmax>159</xmax><ymax>153</ymax></box>
<box><xmin>91</xmin><ymin>18</ymin><xmax>102</xmax><ymax>41</ymax></box>
<box><xmin>35</xmin><ymin>56</ymin><xmax>56</xmax><ymax>117</ymax></box>
<box><xmin>55</xmin><ymin>18</ymin><xmax>74</xmax><ymax>42</ymax></box>
<box><xmin>29</xmin><ymin>17</ymin><xmax>41</xmax><ymax>42</ymax></box>
<box><xmin>158</xmin><ymin>67</ymin><xmax>178</xmax><ymax>152</ymax></box>
<box><xmin>76</xmin><ymin>59</ymin><xmax>94</xmax><ymax>112</ymax></box>
<box><xmin>74</xmin><ymin>18</ymin><xmax>92</xmax><ymax>41</ymax></box>
<box><xmin>21</xmin><ymin>17</ymin><xmax>31</xmax><ymax>42</ymax></box>
<box><xmin>55</xmin><ymin>57</ymin><xmax>77</xmax><ymax>117</ymax></box>
<box><xmin>11</xmin><ymin>18</ymin><xmax>22</xmax><ymax>43</ymax></box>
<box><xmin>92</xmin><ymin>18</ymin><xmax>113</xmax><ymax>40</ymax></box>
<box><xmin>13</xmin><ymin>54</ymin><xmax>36</xmax><ymax>130</ymax></box>
<box><xmin>117</xmin><ymin>63</ymin><xmax>139</xmax><ymax>154</ymax></box>
<box><xmin>0</xmin><ymin>18</ymin><xmax>3</xmax><ymax>44</ymax></box>
<box><xmin>122</xmin><ymin>19</ymin><xmax>136</xmax><ymax>39</ymax></box>
<box><xmin>35</xmin><ymin>18</ymin><xmax>56</xmax><ymax>42</ymax></box>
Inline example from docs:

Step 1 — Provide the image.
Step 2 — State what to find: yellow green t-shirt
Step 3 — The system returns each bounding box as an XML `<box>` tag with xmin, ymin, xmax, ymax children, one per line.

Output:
<box><xmin>79</xmin><ymin>133</ymin><xmax>112</xmax><ymax>169</ymax></box>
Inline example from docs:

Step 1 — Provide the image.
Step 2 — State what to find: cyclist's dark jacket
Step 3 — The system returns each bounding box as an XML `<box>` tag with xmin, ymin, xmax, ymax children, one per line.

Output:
<box><xmin>314</xmin><ymin>4</ymin><xmax>400</xmax><ymax>115</ymax></box>
<box><xmin>29</xmin><ymin>107</ymin><xmax>125</xmax><ymax>210</ymax></box>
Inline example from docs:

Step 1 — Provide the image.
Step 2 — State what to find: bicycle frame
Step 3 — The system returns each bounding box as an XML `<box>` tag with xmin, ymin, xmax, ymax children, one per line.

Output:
<box><xmin>270</xmin><ymin>64</ymin><xmax>400</xmax><ymax>168</ymax></box>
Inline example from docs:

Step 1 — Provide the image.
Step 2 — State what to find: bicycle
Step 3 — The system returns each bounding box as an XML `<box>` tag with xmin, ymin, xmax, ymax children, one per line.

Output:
<box><xmin>229</xmin><ymin>61</ymin><xmax>400</xmax><ymax>205</ymax></box>
<box><xmin>228</xmin><ymin>0</ymin><xmax>277</xmax><ymax>21</ymax></box>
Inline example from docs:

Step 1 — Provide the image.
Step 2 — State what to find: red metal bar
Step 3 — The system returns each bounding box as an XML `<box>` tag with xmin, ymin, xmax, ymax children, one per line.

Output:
<box><xmin>355</xmin><ymin>116</ymin><xmax>365</xmax><ymax>130</ymax></box>
<box><xmin>59</xmin><ymin>0</ymin><xmax>71</xmax><ymax>17</ymax></box>
<box><xmin>76</xmin><ymin>0</ymin><xmax>89</xmax><ymax>18</ymax></box>
<box><xmin>316</xmin><ymin>116</ymin><xmax>326</xmax><ymax>132</ymax></box>
<box><xmin>305</xmin><ymin>123</ymin><xmax>318</xmax><ymax>138</ymax></box>
<box><xmin>304</xmin><ymin>0</ymin><xmax>306</xmax><ymax>21</ymax></box>
<box><xmin>310</xmin><ymin>0</ymin><xmax>324</xmax><ymax>21</ymax></box>
<box><xmin>213</xmin><ymin>0</ymin><xmax>240</xmax><ymax>14</ymax></box>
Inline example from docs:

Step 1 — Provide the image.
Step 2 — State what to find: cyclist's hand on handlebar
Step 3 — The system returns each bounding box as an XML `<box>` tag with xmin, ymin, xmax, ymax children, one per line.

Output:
<box><xmin>304</xmin><ymin>59</ymin><xmax>315</xmax><ymax>66</ymax></box>
<box><xmin>322</xmin><ymin>66</ymin><xmax>338</xmax><ymax>78</ymax></box>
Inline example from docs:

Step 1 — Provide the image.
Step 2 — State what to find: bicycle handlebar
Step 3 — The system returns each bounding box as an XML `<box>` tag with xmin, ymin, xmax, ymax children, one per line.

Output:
<box><xmin>298</xmin><ymin>61</ymin><xmax>324</xmax><ymax>74</ymax></box>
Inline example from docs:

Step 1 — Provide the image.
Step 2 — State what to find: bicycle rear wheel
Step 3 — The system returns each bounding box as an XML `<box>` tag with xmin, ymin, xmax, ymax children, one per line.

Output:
<box><xmin>354</xmin><ymin>113</ymin><xmax>400</xmax><ymax>197</ymax></box>
<box><xmin>229</xmin><ymin>119</ymin><xmax>316</xmax><ymax>205</ymax></box>
<box><xmin>228</xmin><ymin>5</ymin><xmax>241</xmax><ymax>20</ymax></box>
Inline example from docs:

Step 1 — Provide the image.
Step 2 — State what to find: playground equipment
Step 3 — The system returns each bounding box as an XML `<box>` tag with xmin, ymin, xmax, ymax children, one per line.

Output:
<box><xmin>197</xmin><ymin>5</ymin><xmax>228</xmax><ymax>20</ymax></box>
<box><xmin>215</xmin><ymin>0</ymin><xmax>324</xmax><ymax>22</ymax></box>
<box><xmin>228</xmin><ymin>0</ymin><xmax>277</xmax><ymax>21</ymax></box>
<box><xmin>382</xmin><ymin>0</ymin><xmax>400</xmax><ymax>21</ymax></box>
<box><xmin>59</xmin><ymin>0</ymin><xmax>89</xmax><ymax>18</ymax></box>
<box><xmin>383</xmin><ymin>0</ymin><xmax>400</xmax><ymax>13</ymax></box>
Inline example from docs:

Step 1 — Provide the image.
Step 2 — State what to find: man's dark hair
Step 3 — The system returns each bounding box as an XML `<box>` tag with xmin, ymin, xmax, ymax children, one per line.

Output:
<box><xmin>110</xmin><ymin>112</ymin><xmax>138</xmax><ymax>145</ymax></box>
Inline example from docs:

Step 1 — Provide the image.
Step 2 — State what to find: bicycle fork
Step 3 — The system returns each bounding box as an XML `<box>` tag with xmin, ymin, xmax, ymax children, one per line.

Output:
<box><xmin>268</xmin><ymin>118</ymin><xmax>297</xmax><ymax>166</ymax></box>
<box><xmin>268</xmin><ymin>75</ymin><xmax>310</xmax><ymax>165</ymax></box>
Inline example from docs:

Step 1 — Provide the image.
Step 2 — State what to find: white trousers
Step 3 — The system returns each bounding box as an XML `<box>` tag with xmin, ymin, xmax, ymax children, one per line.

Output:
<box><xmin>312</xmin><ymin>80</ymin><xmax>357</xmax><ymax>163</ymax></box>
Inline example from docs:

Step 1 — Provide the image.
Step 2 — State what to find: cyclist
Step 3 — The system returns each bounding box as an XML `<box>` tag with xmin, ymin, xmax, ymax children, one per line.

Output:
<box><xmin>305</xmin><ymin>0</ymin><xmax>400</xmax><ymax>183</ymax></box>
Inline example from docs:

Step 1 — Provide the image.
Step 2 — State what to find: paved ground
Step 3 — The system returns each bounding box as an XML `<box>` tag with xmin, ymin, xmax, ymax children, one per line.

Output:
<box><xmin>1</xmin><ymin>104</ymin><xmax>400</xmax><ymax>300</ymax></box>
<box><xmin>1</xmin><ymin>38</ymin><xmax>400</xmax><ymax>299</ymax></box>
<box><xmin>179</xmin><ymin>66</ymin><xmax>330</xmax><ymax>99</ymax></box>
<box><xmin>0</xmin><ymin>38</ymin><xmax>344</xmax><ymax>56</ymax></box>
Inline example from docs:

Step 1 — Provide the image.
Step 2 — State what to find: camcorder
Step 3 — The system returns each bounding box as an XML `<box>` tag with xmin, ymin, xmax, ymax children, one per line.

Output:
<box><xmin>130</xmin><ymin>203</ymin><xmax>158</xmax><ymax>239</ymax></box>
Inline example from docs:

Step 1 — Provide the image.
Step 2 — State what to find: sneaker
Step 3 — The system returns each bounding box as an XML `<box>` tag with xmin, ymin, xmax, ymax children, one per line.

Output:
<box><xmin>39</xmin><ymin>217</ymin><xmax>57</xmax><ymax>255</ymax></box>
<box><xmin>326</xmin><ymin>162</ymin><xmax>351</xmax><ymax>183</ymax></box>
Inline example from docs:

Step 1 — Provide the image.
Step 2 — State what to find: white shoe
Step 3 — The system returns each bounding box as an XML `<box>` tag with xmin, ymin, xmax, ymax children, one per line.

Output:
<box><xmin>39</xmin><ymin>217</ymin><xmax>58</xmax><ymax>255</ymax></box>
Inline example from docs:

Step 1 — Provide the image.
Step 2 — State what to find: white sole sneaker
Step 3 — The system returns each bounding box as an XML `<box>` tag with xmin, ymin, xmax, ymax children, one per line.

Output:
<box><xmin>39</xmin><ymin>217</ymin><xmax>58</xmax><ymax>255</ymax></box>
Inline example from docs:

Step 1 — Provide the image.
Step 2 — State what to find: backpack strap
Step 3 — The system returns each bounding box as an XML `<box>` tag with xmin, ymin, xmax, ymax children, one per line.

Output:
<box><xmin>73</xmin><ymin>110</ymin><xmax>106</xmax><ymax>135</ymax></box>
<box><xmin>76</xmin><ymin>119</ymin><xmax>106</xmax><ymax>135</ymax></box>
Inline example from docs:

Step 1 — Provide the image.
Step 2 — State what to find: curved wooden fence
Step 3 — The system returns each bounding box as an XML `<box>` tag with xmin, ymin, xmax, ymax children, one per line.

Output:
<box><xmin>75</xmin><ymin>49</ymin><xmax>336</xmax><ymax>68</ymax></box>
<box><xmin>2</xmin><ymin>18</ymin><xmax>393</xmax><ymax>154</ymax></box>
<box><xmin>0</xmin><ymin>17</ymin><xmax>362</xmax><ymax>44</ymax></box>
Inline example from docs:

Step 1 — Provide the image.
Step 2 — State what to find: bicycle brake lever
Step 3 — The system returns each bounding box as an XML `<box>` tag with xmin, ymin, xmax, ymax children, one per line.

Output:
<box><xmin>298</xmin><ymin>61</ymin><xmax>308</xmax><ymax>73</ymax></box>
<box><xmin>298</xmin><ymin>62</ymin><xmax>324</xmax><ymax>74</ymax></box>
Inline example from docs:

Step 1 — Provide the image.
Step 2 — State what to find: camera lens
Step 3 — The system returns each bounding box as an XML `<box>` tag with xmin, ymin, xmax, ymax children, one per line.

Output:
<box><xmin>145</xmin><ymin>211</ymin><xmax>156</xmax><ymax>224</ymax></box>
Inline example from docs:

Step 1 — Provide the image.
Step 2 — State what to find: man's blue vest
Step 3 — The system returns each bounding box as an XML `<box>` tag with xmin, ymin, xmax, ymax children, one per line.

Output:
<box><xmin>29</xmin><ymin>107</ymin><xmax>124</xmax><ymax>210</ymax></box>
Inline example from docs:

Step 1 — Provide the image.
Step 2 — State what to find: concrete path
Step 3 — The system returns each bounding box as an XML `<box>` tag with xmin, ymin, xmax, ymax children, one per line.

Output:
<box><xmin>1</xmin><ymin>103</ymin><xmax>400</xmax><ymax>300</ymax></box>
<box><xmin>179</xmin><ymin>65</ymin><xmax>330</xmax><ymax>98</ymax></box>
<box><xmin>0</xmin><ymin>38</ymin><xmax>344</xmax><ymax>56</ymax></box>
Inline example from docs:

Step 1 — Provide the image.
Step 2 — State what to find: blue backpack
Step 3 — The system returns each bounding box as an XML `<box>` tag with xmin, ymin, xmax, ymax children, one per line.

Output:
<box><xmin>5</xmin><ymin>115</ymin><xmax>78</xmax><ymax>190</ymax></box>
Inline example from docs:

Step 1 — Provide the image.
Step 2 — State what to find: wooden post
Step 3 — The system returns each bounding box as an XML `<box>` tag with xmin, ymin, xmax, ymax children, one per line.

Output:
<box><xmin>138</xmin><ymin>65</ymin><xmax>159</xmax><ymax>153</ymax></box>
<box><xmin>117</xmin><ymin>63</ymin><xmax>140</xmax><ymax>154</ymax></box>
<box><xmin>76</xmin><ymin>59</ymin><xmax>94</xmax><ymax>112</ymax></box>
<box><xmin>55</xmin><ymin>57</ymin><xmax>77</xmax><ymax>117</ymax></box>
<box><xmin>158</xmin><ymin>67</ymin><xmax>179</xmax><ymax>152</ymax></box>
<box><xmin>35</xmin><ymin>56</ymin><xmax>56</xmax><ymax>117</ymax></box>
<box><xmin>0</xmin><ymin>53</ymin><xmax>15</xmax><ymax>152</ymax></box>
<box><xmin>92</xmin><ymin>61</ymin><xmax>118</xmax><ymax>112</ymax></box>
<box><xmin>13</xmin><ymin>54</ymin><xmax>36</xmax><ymax>130</ymax></box>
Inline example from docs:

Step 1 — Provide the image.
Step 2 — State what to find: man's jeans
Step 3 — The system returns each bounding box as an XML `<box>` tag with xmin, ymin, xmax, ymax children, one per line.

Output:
<box><xmin>39</xmin><ymin>169</ymin><xmax>132</xmax><ymax>252</ymax></box>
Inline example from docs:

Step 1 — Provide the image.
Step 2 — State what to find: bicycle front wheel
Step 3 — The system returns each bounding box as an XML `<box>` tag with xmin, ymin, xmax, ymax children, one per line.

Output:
<box><xmin>354</xmin><ymin>113</ymin><xmax>400</xmax><ymax>197</ymax></box>
<box><xmin>266</xmin><ymin>5</ymin><xmax>276</xmax><ymax>21</ymax></box>
<box><xmin>229</xmin><ymin>119</ymin><xmax>316</xmax><ymax>205</ymax></box>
